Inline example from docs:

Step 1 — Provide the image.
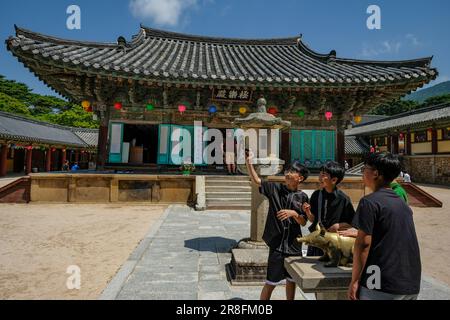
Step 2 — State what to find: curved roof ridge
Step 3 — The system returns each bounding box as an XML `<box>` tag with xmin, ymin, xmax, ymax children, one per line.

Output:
<box><xmin>140</xmin><ymin>25</ymin><xmax>299</xmax><ymax>45</ymax></box>
<box><xmin>13</xmin><ymin>25</ymin><xmax>146</xmax><ymax>49</ymax></box>
<box><xmin>0</xmin><ymin>110</ymin><xmax>97</xmax><ymax>133</ymax></box>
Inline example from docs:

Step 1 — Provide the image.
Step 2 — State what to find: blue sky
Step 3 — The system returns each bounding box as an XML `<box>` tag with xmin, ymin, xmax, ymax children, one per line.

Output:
<box><xmin>1</xmin><ymin>0</ymin><xmax>449</xmax><ymax>97</ymax></box>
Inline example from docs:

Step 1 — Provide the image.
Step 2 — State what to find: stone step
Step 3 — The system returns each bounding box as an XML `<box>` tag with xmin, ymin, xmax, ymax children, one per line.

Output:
<box><xmin>206</xmin><ymin>186</ymin><xmax>251</xmax><ymax>192</ymax></box>
<box><xmin>206</xmin><ymin>200</ymin><xmax>251</xmax><ymax>210</ymax></box>
<box><xmin>206</xmin><ymin>180</ymin><xmax>251</xmax><ymax>187</ymax></box>
<box><xmin>206</xmin><ymin>176</ymin><xmax>250</xmax><ymax>181</ymax></box>
<box><xmin>206</xmin><ymin>197</ymin><xmax>251</xmax><ymax>203</ymax></box>
<box><xmin>206</xmin><ymin>192</ymin><xmax>251</xmax><ymax>199</ymax></box>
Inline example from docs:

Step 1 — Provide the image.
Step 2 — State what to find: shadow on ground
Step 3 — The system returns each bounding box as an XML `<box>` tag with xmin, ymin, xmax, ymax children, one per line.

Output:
<box><xmin>185</xmin><ymin>237</ymin><xmax>237</xmax><ymax>253</ymax></box>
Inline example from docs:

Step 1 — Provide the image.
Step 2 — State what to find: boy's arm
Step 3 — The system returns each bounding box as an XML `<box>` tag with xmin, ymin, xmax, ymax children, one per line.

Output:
<box><xmin>302</xmin><ymin>202</ymin><xmax>315</xmax><ymax>223</ymax></box>
<box><xmin>349</xmin><ymin>230</ymin><xmax>372</xmax><ymax>300</ymax></box>
<box><xmin>276</xmin><ymin>210</ymin><xmax>307</xmax><ymax>226</ymax></box>
<box><xmin>245</xmin><ymin>150</ymin><xmax>261</xmax><ymax>186</ymax></box>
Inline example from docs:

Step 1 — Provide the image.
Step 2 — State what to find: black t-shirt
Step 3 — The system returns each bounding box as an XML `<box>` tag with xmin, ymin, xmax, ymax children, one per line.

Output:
<box><xmin>352</xmin><ymin>188</ymin><xmax>421</xmax><ymax>295</ymax></box>
<box><xmin>259</xmin><ymin>181</ymin><xmax>309</xmax><ymax>254</ymax></box>
<box><xmin>308</xmin><ymin>188</ymin><xmax>356</xmax><ymax>233</ymax></box>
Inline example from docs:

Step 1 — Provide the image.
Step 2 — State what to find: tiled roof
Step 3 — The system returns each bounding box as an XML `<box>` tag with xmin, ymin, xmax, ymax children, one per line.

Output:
<box><xmin>0</xmin><ymin>111</ymin><xmax>97</xmax><ymax>148</ymax></box>
<box><xmin>346</xmin><ymin>103</ymin><xmax>450</xmax><ymax>136</ymax></box>
<box><xmin>6</xmin><ymin>25</ymin><xmax>437</xmax><ymax>87</ymax></box>
<box><xmin>345</xmin><ymin>135</ymin><xmax>369</xmax><ymax>155</ymax></box>
<box><xmin>72</xmin><ymin>128</ymin><xmax>98</xmax><ymax>148</ymax></box>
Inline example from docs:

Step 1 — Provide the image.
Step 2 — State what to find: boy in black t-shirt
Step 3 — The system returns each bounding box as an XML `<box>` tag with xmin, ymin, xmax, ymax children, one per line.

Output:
<box><xmin>245</xmin><ymin>151</ymin><xmax>309</xmax><ymax>301</ymax></box>
<box><xmin>349</xmin><ymin>153</ymin><xmax>421</xmax><ymax>300</ymax></box>
<box><xmin>302</xmin><ymin>161</ymin><xmax>356</xmax><ymax>257</ymax></box>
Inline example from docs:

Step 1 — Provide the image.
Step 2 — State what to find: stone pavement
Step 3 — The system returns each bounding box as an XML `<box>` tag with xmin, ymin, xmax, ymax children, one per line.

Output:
<box><xmin>100</xmin><ymin>205</ymin><xmax>450</xmax><ymax>300</ymax></box>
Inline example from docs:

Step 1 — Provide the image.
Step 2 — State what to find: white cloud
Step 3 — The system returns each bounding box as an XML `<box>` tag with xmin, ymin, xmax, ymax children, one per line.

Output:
<box><xmin>129</xmin><ymin>0</ymin><xmax>198</xmax><ymax>27</ymax></box>
<box><xmin>406</xmin><ymin>34</ymin><xmax>421</xmax><ymax>47</ymax></box>
<box><xmin>361</xmin><ymin>40</ymin><xmax>402</xmax><ymax>58</ymax></box>
<box><xmin>360</xmin><ymin>34</ymin><xmax>423</xmax><ymax>58</ymax></box>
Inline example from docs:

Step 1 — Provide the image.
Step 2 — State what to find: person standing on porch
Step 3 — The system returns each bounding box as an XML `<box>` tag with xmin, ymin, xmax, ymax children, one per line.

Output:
<box><xmin>245</xmin><ymin>150</ymin><xmax>310</xmax><ymax>300</ymax></box>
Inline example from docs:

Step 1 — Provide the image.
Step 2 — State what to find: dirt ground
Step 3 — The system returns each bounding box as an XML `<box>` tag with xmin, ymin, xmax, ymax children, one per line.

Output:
<box><xmin>0</xmin><ymin>184</ymin><xmax>449</xmax><ymax>299</ymax></box>
<box><xmin>413</xmin><ymin>184</ymin><xmax>450</xmax><ymax>286</ymax></box>
<box><xmin>0</xmin><ymin>203</ymin><xmax>166</xmax><ymax>300</ymax></box>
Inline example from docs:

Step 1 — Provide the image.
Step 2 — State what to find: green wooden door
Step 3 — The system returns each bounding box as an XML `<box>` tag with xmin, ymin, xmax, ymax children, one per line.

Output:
<box><xmin>108</xmin><ymin>122</ymin><xmax>124</xmax><ymax>163</ymax></box>
<box><xmin>291</xmin><ymin>130</ymin><xmax>335</xmax><ymax>167</ymax></box>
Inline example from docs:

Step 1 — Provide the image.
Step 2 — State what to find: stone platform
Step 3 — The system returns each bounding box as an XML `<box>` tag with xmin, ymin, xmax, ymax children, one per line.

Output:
<box><xmin>285</xmin><ymin>256</ymin><xmax>352</xmax><ymax>300</ymax></box>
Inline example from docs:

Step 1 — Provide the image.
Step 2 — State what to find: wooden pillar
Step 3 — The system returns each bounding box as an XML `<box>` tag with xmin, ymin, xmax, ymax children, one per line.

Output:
<box><xmin>392</xmin><ymin>134</ymin><xmax>399</xmax><ymax>154</ymax></box>
<box><xmin>96</xmin><ymin>124</ymin><xmax>109</xmax><ymax>171</ymax></box>
<box><xmin>280</xmin><ymin>130</ymin><xmax>291</xmax><ymax>166</ymax></box>
<box><xmin>45</xmin><ymin>148</ymin><xmax>52</xmax><ymax>172</ymax></box>
<box><xmin>387</xmin><ymin>135</ymin><xmax>392</xmax><ymax>153</ymax></box>
<box><xmin>336</xmin><ymin>120</ymin><xmax>346</xmax><ymax>166</ymax></box>
<box><xmin>61</xmin><ymin>149</ymin><xmax>67</xmax><ymax>168</ymax></box>
<box><xmin>406</xmin><ymin>130</ymin><xmax>412</xmax><ymax>156</ymax></box>
<box><xmin>25</xmin><ymin>147</ymin><xmax>33</xmax><ymax>175</ymax></box>
<box><xmin>432</xmin><ymin>128</ymin><xmax>438</xmax><ymax>154</ymax></box>
<box><xmin>0</xmin><ymin>144</ymin><xmax>8</xmax><ymax>177</ymax></box>
<box><xmin>75</xmin><ymin>150</ymin><xmax>80</xmax><ymax>163</ymax></box>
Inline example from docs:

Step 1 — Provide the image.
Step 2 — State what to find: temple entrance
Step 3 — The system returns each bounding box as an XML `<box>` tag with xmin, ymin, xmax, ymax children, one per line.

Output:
<box><xmin>123</xmin><ymin>124</ymin><xmax>159</xmax><ymax>165</ymax></box>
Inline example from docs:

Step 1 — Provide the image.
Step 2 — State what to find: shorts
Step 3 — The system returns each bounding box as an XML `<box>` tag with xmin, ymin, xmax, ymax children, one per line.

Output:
<box><xmin>266</xmin><ymin>248</ymin><xmax>298</xmax><ymax>286</ymax></box>
<box><xmin>359</xmin><ymin>286</ymin><xmax>418</xmax><ymax>300</ymax></box>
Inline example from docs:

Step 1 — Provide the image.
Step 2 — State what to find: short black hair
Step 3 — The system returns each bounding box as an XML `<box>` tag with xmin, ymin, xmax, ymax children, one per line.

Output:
<box><xmin>320</xmin><ymin>161</ymin><xmax>345</xmax><ymax>185</ymax></box>
<box><xmin>364</xmin><ymin>152</ymin><xmax>401</xmax><ymax>184</ymax></box>
<box><xmin>287</xmin><ymin>161</ymin><xmax>310</xmax><ymax>181</ymax></box>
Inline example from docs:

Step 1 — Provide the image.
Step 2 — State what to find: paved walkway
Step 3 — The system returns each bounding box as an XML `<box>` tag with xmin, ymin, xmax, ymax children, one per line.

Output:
<box><xmin>101</xmin><ymin>205</ymin><xmax>450</xmax><ymax>300</ymax></box>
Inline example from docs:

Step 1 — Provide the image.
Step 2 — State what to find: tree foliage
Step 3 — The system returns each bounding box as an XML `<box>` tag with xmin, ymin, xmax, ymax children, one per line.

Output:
<box><xmin>370</xmin><ymin>94</ymin><xmax>450</xmax><ymax>116</ymax></box>
<box><xmin>0</xmin><ymin>74</ymin><xmax>98</xmax><ymax>128</ymax></box>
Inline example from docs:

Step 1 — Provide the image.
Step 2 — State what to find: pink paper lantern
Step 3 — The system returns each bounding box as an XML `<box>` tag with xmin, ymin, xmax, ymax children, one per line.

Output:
<box><xmin>178</xmin><ymin>105</ymin><xmax>187</xmax><ymax>114</ymax></box>
<box><xmin>325</xmin><ymin>111</ymin><xmax>333</xmax><ymax>121</ymax></box>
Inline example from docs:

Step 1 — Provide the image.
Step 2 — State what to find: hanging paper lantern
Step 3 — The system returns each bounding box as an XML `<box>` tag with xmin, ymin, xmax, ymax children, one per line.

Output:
<box><xmin>114</xmin><ymin>102</ymin><xmax>122</xmax><ymax>110</ymax></box>
<box><xmin>239</xmin><ymin>107</ymin><xmax>247</xmax><ymax>115</ymax></box>
<box><xmin>297</xmin><ymin>110</ymin><xmax>305</xmax><ymax>118</ymax></box>
<box><xmin>51</xmin><ymin>148</ymin><xmax>56</xmax><ymax>152</ymax></box>
<box><xmin>325</xmin><ymin>111</ymin><xmax>333</xmax><ymax>121</ymax></box>
<box><xmin>399</xmin><ymin>133</ymin><xmax>404</xmax><ymax>139</ymax></box>
<box><xmin>268</xmin><ymin>107</ymin><xmax>278</xmax><ymax>115</ymax></box>
<box><xmin>146</xmin><ymin>104</ymin><xmax>155</xmax><ymax>111</ymax></box>
<box><xmin>26</xmin><ymin>146</ymin><xmax>33</xmax><ymax>151</ymax></box>
<box><xmin>87</xmin><ymin>106</ymin><xmax>93</xmax><ymax>113</ymax></box>
<box><xmin>208</xmin><ymin>105</ymin><xmax>217</xmax><ymax>114</ymax></box>
<box><xmin>178</xmin><ymin>105</ymin><xmax>187</xmax><ymax>114</ymax></box>
<box><xmin>354</xmin><ymin>115</ymin><xmax>362</xmax><ymax>124</ymax></box>
<box><xmin>82</xmin><ymin>101</ymin><xmax>91</xmax><ymax>110</ymax></box>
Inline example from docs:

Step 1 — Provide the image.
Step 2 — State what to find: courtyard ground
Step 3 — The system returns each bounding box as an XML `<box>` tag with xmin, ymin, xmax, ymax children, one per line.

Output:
<box><xmin>0</xmin><ymin>203</ymin><xmax>166</xmax><ymax>299</ymax></box>
<box><xmin>0</xmin><ymin>184</ymin><xmax>449</xmax><ymax>300</ymax></box>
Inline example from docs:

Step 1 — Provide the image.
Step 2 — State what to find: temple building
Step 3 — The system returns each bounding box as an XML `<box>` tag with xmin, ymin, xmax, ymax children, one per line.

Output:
<box><xmin>0</xmin><ymin>111</ymin><xmax>98</xmax><ymax>177</ymax></box>
<box><xmin>6</xmin><ymin>25</ymin><xmax>438</xmax><ymax>172</ymax></box>
<box><xmin>346</xmin><ymin>103</ymin><xmax>450</xmax><ymax>186</ymax></box>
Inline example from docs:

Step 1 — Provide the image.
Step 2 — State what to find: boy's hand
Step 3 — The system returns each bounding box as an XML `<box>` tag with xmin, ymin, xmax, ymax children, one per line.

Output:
<box><xmin>348</xmin><ymin>280</ymin><xmax>360</xmax><ymax>300</ymax></box>
<box><xmin>338</xmin><ymin>228</ymin><xmax>358</xmax><ymax>238</ymax></box>
<box><xmin>245</xmin><ymin>149</ymin><xmax>254</xmax><ymax>163</ymax></box>
<box><xmin>327</xmin><ymin>223</ymin><xmax>340</xmax><ymax>233</ymax></box>
<box><xmin>277</xmin><ymin>210</ymin><xmax>298</xmax><ymax>221</ymax></box>
<box><xmin>302</xmin><ymin>202</ymin><xmax>311</xmax><ymax>213</ymax></box>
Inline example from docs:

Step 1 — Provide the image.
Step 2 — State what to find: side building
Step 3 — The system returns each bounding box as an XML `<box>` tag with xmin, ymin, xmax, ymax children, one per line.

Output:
<box><xmin>346</xmin><ymin>103</ymin><xmax>450</xmax><ymax>185</ymax></box>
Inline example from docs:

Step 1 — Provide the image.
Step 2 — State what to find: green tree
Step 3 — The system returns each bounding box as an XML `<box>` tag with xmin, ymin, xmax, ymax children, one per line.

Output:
<box><xmin>370</xmin><ymin>100</ymin><xmax>419</xmax><ymax>116</ymax></box>
<box><xmin>0</xmin><ymin>74</ymin><xmax>98</xmax><ymax>129</ymax></box>
<box><xmin>0</xmin><ymin>92</ymin><xmax>32</xmax><ymax>116</ymax></box>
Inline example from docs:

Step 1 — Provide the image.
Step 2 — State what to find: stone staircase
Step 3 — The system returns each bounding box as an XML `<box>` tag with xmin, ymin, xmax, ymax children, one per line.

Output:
<box><xmin>205</xmin><ymin>176</ymin><xmax>251</xmax><ymax>210</ymax></box>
